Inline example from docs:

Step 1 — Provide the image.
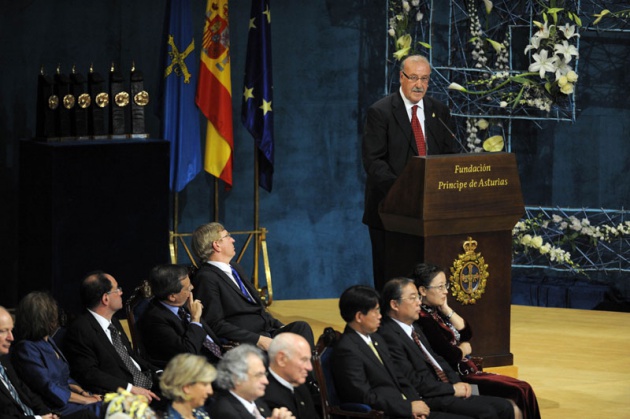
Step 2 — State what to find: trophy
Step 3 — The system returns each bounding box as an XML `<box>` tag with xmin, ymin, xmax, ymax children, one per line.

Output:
<box><xmin>130</xmin><ymin>61</ymin><xmax>149</xmax><ymax>138</ymax></box>
<box><xmin>36</xmin><ymin>66</ymin><xmax>56</xmax><ymax>139</ymax></box>
<box><xmin>88</xmin><ymin>63</ymin><xmax>108</xmax><ymax>138</ymax></box>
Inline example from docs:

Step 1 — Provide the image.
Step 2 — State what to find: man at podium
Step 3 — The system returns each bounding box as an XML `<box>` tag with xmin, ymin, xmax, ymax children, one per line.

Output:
<box><xmin>362</xmin><ymin>54</ymin><xmax>460</xmax><ymax>290</ymax></box>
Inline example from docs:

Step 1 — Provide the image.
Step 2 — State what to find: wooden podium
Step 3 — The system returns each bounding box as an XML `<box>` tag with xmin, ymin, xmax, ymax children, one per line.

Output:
<box><xmin>379</xmin><ymin>152</ymin><xmax>524</xmax><ymax>367</ymax></box>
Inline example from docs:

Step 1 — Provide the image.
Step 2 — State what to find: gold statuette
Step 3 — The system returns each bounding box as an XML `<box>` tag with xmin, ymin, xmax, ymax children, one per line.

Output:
<box><xmin>449</xmin><ymin>237</ymin><xmax>489</xmax><ymax>305</ymax></box>
<box><xmin>78</xmin><ymin>93</ymin><xmax>91</xmax><ymax>109</ymax></box>
<box><xmin>133</xmin><ymin>91</ymin><xmax>149</xmax><ymax>106</ymax></box>
<box><xmin>63</xmin><ymin>94</ymin><xmax>75</xmax><ymax>109</ymax></box>
<box><xmin>48</xmin><ymin>95</ymin><xmax>59</xmax><ymax>110</ymax></box>
<box><xmin>115</xmin><ymin>91</ymin><xmax>130</xmax><ymax>107</ymax></box>
<box><xmin>95</xmin><ymin>92</ymin><xmax>109</xmax><ymax>108</ymax></box>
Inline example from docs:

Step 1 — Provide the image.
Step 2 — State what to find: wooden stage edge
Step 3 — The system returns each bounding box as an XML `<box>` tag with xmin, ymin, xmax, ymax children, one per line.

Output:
<box><xmin>269</xmin><ymin>300</ymin><xmax>630</xmax><ymax>419</ymax></box>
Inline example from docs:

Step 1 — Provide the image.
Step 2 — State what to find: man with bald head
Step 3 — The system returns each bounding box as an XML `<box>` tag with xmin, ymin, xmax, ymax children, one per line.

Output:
<box><xmin>0</xmin><ymin>306</ymin><xmax>60</xmax><ymax>418</ymax></box>
<box><xmin>63</xmin><ymin>271</ymin><xmax>160</xmax><ymax>402</ymax></box>
<box><xmin>264</xmin><ymin>333</ymin><xmax>319</xmax><ymax>419</ymax></box>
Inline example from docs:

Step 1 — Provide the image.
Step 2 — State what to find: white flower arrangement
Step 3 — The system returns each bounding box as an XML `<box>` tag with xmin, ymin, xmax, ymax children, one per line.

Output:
<box><xmin>446</xmin><ymin>1</ymin><xmax>581</xmax><ymax>113</ymax></box>
<box><xmin>512</xmin><ymin>211</ymin><xmax>630</xmax><ymax>273</ymax></box>
<box><xmin>388</xmin><ymin>0</ymin><xmax>429</xmax><ymax>60</ymax></box>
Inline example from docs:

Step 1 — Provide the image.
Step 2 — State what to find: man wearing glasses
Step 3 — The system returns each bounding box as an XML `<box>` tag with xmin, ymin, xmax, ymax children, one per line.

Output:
<box><xmin>362</xmin><ymin>54</ymin><xmax>460</xmax><ymax>291</ymax></box>
<box><xmin>191</xmin><ymin>222</ymin><xmax>314</xmax><ymax>351</ymax></box>
<box><xmin>378</xmin><ymin>278</ymin><xmax>514</xmax><ymax>419</ymax></box>
<box><xmin>64</xmin><ymin>271</ymin><xmax>161</xmax><ymax>403</ymax></box>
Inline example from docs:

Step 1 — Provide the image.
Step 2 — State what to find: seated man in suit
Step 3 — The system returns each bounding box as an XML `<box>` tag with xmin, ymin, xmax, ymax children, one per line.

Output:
<box><xmin>264</xmin><ymin>333</ymin><xmax>319</xmax><ymax>419</ymax></box>
<box><xmin>63</xmin><ymin>271</ymin><xmax>160</xmax><ymax>403</ymax></box>
<box><xmin>0</xmin><ymin>306</ymin><xmax>61</xmax><ymax>419</ymax></box>
<box><xmin>332</xmin><ymin>285</ymin><xmax>471</xmax><ymax>419</ymax></box>
<box><xmin>378</xmin><ymin>278</ymin><xmax>514</xmax><ymax>419</ymax></box>
<box><xmin>191</xmin><ymin>222</ymin><xmax>314</xmax><ymax>351</ymax></box>
<box><xmin>211</xmin><ymin>344</ymin><xmax>295</xmax><ymax>419</ymax></box>
<box><xmin>137</xmin><ymin>264</ymin><xmax>223</xmax><ymax>369</ymax></box>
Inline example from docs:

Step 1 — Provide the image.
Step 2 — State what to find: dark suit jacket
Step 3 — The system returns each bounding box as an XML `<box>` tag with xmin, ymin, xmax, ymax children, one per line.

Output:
<box><xmin>210</xmin><ymin>390</ymin><xmax>272</xmax><ymax>419</ymax></box>
<box><xmin>193</xmin><ymin>263</ymin><xmax>283</xmax><ymax>344</ymax></box>
<box><xmin>331</xmin><ymin>325</ymin><xmax>419</xmax><ymax>418</ymax></box>
<box><xmin>137</xmin><ymin>298</ymin><xmax>222</xmax><ymax>368</ymax></box>
<box><xmin>377</xmin><ymin>316</ymin><xmax>460</xmax><ymax>398</ymax></box>
<box><xmin>362</xmin><ymin>91</ymin><xmax>459</xmax><ymax>228</ymax></box>
<box><xmin>263</xmin><ymin>373</ymin><xmax>319</xmax><ymax>419</ymax></box>
<box><xmin>63</xmin><ymin>311</ymin><xmax>157</xmax><ymax>394</ymax></box>
<box><xmin>0</xmin><ymin>355</ymin><xmax>51</xmax><ymax>418</ymax></box>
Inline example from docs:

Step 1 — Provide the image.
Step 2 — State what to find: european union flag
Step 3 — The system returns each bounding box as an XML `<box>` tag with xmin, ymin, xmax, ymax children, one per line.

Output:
<box><xmin>242</xmin><ymin>0</ymin><xmax>274</xmax><ymax>192</ymax></box>
<box><xmin>162</xmin><ymin>0</ymin><xmax>202</xmax><ymax>192</ymax></box>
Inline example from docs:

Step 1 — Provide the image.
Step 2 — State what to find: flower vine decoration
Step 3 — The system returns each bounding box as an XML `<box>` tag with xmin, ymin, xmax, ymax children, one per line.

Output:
<box><xmin>448</xmin><ymin>1</ymin><xmax>582</xmax><ymax>113</ymax></box>
<box><xmin>593</xmin><ymin>8</ymin><xmax>630</xmax><ymax>25</ymax></box>
<box><xmin>388</xmin><ymin>0</ymin><xmax>429</xmax><ymax>60</ymax></box>
<box><xmin>512</xmin><ymin>212</ymin><xmax>630</xmax><ymax>273</ymax></box>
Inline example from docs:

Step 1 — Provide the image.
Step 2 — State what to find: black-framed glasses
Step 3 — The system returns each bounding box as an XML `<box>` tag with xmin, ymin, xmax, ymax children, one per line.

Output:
<box><xmin>424</xmin><ymin>283</ymin><xmax>449</xmax><ymax>291</ymax></box>
<box><xmin>106</xmin><ymin>287</ymin><xmax>123</xmax><ymax>295</ymax></box>
<box><xmin>401</xmin><ymin>70</ymin><xmax>430</xmax><ymax>83</ymax></box>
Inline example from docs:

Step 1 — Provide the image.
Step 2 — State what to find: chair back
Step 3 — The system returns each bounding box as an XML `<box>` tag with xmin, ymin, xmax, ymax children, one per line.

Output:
<box><xmin>313</xmin><ymin>327</ymin><xmax>384</xmax><ymax>419</ymax></box>
<box><xmin>124</xmin><ymin>279</ymin><xmax>153</xmax><ymax>355</ymax></box>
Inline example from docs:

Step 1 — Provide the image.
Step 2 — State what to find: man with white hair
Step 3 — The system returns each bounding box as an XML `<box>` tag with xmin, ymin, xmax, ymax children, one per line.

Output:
<box><xmin>211</xmin><ymin>344</ymin><xmax>295</xmax><ymax>419</ymax></box>
<box><xmin>264</xmin><ymin>333</ymin><xmax>319</xmax><ymax>419</ymax></box>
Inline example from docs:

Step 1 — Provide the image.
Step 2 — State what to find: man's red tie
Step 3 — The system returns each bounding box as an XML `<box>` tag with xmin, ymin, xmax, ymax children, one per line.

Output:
<box><xmin>411</xmin><ymin>105</ymin><xmax>426</xmax><ymax>156</ymax></box>
<box><xmin>411</xmin><ymin>329</ymin><xmax>449</xmax><ymax>383</ymax></box>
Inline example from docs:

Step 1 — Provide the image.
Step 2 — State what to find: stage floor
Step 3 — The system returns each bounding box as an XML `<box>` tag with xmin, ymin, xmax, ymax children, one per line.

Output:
<box><xmin>269</xmin><ymin>300</ymin><xmax>630</xmax><ymax>419</ymax></box>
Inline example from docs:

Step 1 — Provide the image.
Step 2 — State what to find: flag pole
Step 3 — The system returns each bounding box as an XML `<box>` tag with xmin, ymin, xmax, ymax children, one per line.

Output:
<box><xmin>254</xmin><ymin>147</ymin><xmax>260</xmax><ymax>290</ymax></box>
<box><xmin>214</xmin><ymin>177</ymin><xmax>219</xmax><ymax>222</ymax></box>
<box><xmin>171</xmin><ymin>191</ymin><xmax>179</xmax><ymax>263</ymax></box>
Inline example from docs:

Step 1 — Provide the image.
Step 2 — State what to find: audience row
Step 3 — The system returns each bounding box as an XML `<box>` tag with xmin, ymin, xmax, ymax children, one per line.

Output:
<box><xmin>0</xmin><ymin>222</ymin><xmax>540</xmax><ymax>419</ymax></box>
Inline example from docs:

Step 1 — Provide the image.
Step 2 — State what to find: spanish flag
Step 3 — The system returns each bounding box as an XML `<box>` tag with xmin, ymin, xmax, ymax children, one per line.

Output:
<box><xmin>196</xmin><ymin>0</ymin><xmax>233</xmax><ymax>188</ymax></box>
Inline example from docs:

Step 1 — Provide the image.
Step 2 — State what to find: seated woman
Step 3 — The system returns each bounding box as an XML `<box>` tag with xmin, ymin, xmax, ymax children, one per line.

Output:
<box><xmin>412</xmin><ymin>263</ymin><xmax>541</xmax><ymax>419</ymax></box>
<box><xmin>12</xmin><ymin>292</ymin><xmax>101</xmax><ymax>418</ymax></box>
<box><xmin>160</xmin><ymin>353</ymin><xmax>216</xmax><ymax>419</ymax></box>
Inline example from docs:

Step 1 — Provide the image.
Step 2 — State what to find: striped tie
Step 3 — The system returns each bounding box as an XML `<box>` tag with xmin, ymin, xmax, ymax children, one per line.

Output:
<box><xmin>0</xmin><ymin>363</ymin><xmax>35</xmax><ymax>416</ymax></box>
<box><xmin>411</xmin><ymin>329</ymin><xmax>449</xmax><ymax>383</ymax></box>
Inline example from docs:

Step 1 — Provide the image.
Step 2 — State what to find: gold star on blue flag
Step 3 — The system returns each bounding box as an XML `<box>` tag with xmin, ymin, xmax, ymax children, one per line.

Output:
<box><xmin>241</xmin><ymin>0</ymin><xmax>274</xmax><ymax>192</ymax></box>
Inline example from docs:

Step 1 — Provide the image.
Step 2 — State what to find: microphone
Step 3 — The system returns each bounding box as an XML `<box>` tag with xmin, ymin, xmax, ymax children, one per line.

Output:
<box><xmin>436</xmin><ymin>115</ymin><xmax>468</xmax><ymax>153</ymax></box>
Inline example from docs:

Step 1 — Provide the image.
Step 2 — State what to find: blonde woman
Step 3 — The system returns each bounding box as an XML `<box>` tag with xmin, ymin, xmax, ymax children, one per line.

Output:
<box><xmin>160</xmin><ymin>353</ymin><xmax>216</xmax><ymax>419</ymax></box>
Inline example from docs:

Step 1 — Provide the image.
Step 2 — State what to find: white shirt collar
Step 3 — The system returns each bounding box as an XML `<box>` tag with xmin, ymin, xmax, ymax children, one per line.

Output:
<box><xmin>269</xmin><ymin>368</ymin><xmax>294</xmax><ymax>393</ymax></box>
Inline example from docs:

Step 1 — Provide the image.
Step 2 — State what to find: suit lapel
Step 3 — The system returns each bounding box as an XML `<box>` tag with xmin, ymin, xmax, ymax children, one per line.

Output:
<box><xmin>392</xmin><ymin>92</ymin><xmax>417</xmax><ymax>155</ymax></box>
<box><xmin>86</xmin><ymin>313</ymin><xmax>133</xmax><ymax>374</ymax></box>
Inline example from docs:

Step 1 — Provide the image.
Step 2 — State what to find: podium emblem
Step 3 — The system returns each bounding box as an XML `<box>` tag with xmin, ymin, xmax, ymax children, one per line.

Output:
<box><xmin>449</xmin><ymin>237</ymin><xmax>489</xmax><ymax>305</ymax></box>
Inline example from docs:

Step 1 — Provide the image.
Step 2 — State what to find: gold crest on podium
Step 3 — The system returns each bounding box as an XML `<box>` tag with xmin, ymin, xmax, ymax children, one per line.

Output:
<box><xmin>449</xmin><ymin>237</ymin><xmax>489</xmax><ymax>305</ymax></box>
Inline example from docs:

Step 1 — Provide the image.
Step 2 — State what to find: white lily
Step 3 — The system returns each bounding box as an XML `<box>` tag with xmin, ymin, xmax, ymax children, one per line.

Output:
<box><xmin>558</xmin><ymin>23</ymin><xmax>580</xmax><ymax>39</ymax></box>
<box><xmin>524</xmin><ymin>36</ymin><xmax>541</xmax><ymax>54</ymax></box>
<box><xmin>554</xmin><ymin>41</ymin><xmax>579</xmax><ymax>64</ymax></box>
<box><xmin>529</xmin><ymin>49</ymin><xmax>557</xmax><ymax>79</ymax></box>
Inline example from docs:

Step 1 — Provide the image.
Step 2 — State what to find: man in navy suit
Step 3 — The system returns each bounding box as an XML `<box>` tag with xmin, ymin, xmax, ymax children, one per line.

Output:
<box><xmin>378</xmin><ymin>278</ymin><xmax>514</xmax><ymax>419</ymax></box>
<box><xmin>191</xmin><ymin>222</ymin><xmax>314</xmax><ymax>351</ymax></box>
<box><xmin>63</xmin><ymin>271</ymin><xmax>160</xmax><ymax>402</ymax></box>
<box><xmin>137</xmin><ymin>264</ymin><xmax>223</xmax><ymax>368</ymax></box>
<box><xmin>362</xmin><ymin>55</ymin><xmax>460</xmax><ymax>290</ymax></box>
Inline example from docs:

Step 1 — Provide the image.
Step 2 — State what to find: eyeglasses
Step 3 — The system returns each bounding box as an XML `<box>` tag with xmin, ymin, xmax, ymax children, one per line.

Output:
<box><xmin>424</xmin><ymin>283</ymin><xmax>450</xmax><ymax>291</ymax></box>
<box><xmin>401</xmin><ymin>70</ymin><xmax>430</xmax><ymax>83</ymax></box>
<box><xmin>106</xmin><ymin>287</ymin><xmax>123</xmax><ymax>295</ymax></box>
<box><xmin>217</xmin><ymin>232</ymin><xmax>231</xmax><ymax>241</ymax></box>
<box><xmin>398</xmin><ymin>294</ymin><xmax>421</xmax><ymax>303</ymax></box>
<box><xmin>249</xmin><ymin>371</ymin><xmax>268</xmax><ymax>379</ymax></box>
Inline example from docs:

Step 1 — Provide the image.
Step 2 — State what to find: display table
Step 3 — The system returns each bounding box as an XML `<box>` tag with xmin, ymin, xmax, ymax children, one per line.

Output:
<box><xmin>18</xmin><ymin>139</ymin><xmax>170</xmax><ymax>315</ymax></box>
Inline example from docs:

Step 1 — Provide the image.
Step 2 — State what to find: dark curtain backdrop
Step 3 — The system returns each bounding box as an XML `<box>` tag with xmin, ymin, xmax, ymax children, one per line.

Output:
<box><xmin>1</xmin><ymin>1</ymin><xmax>628</xmax><ymax>309</ymax></box>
